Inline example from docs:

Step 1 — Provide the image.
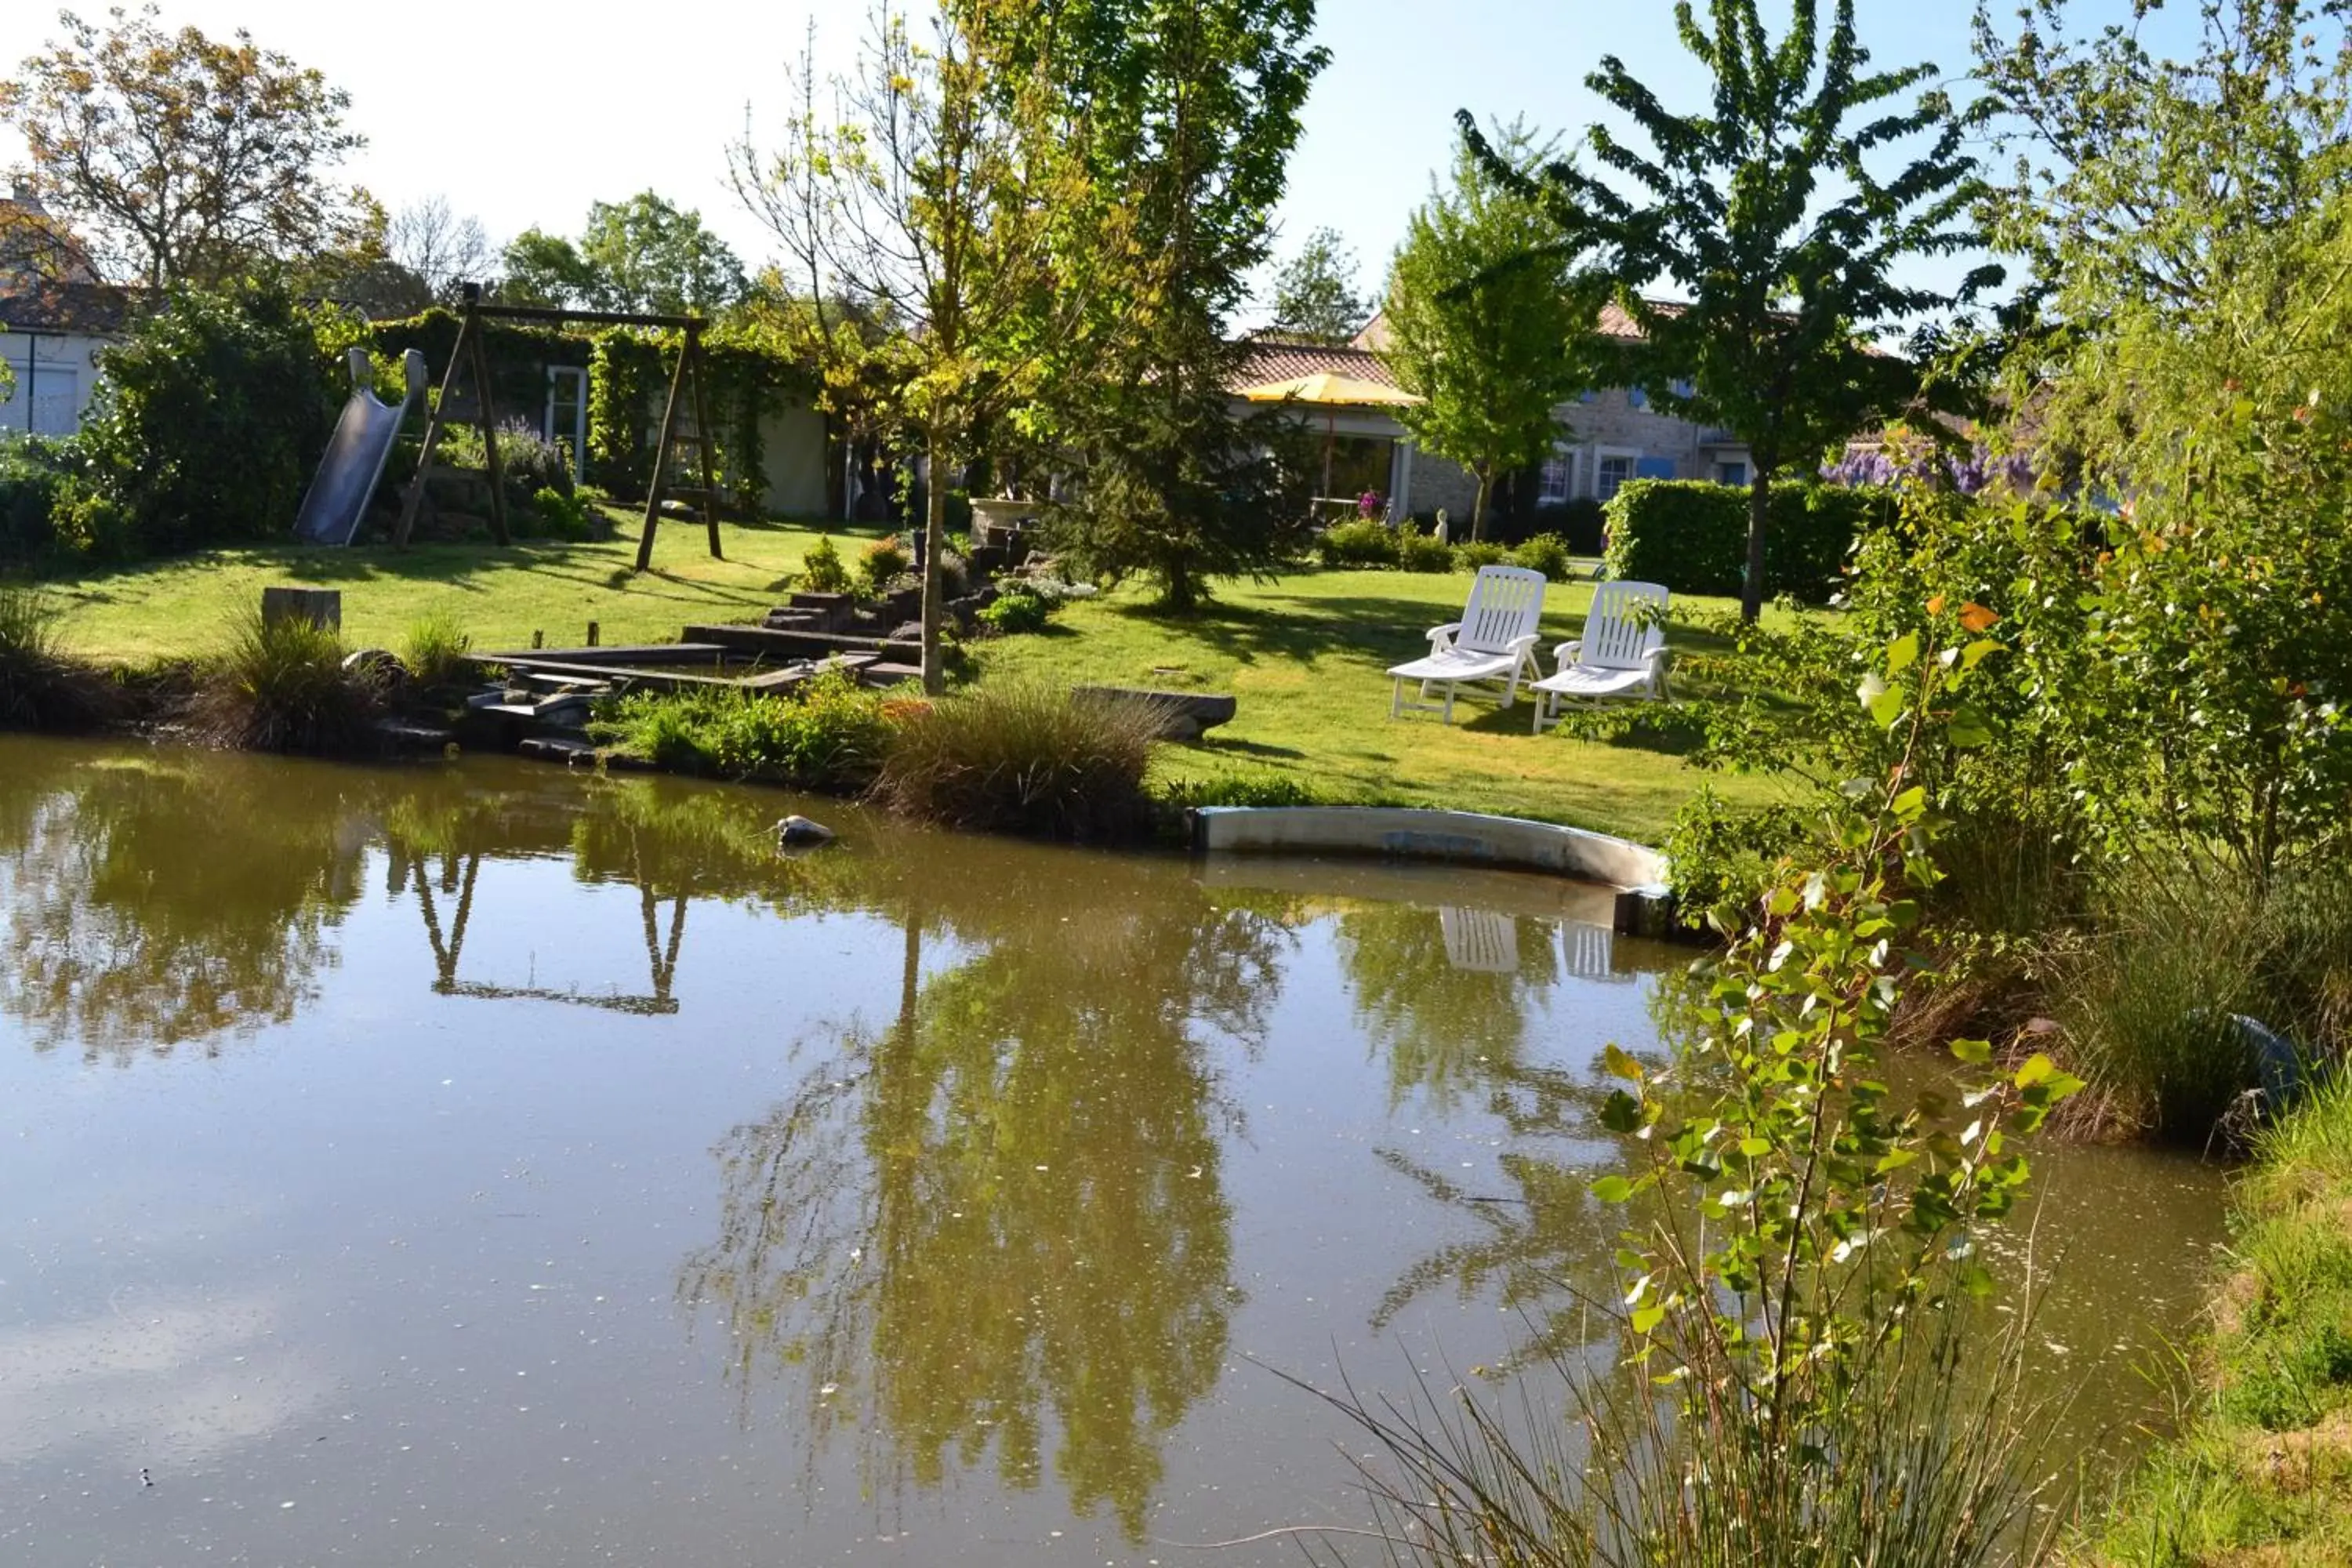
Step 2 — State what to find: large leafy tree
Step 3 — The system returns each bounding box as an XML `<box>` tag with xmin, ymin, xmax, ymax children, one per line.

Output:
<box><xmin>734</xmin><ymin>1</ymin><xmax>1085</xmax><ymax>693</ymax></box>
<box><xmin>1380</xmin><ymin>120</ymin><xmax>1606</xmax><ymax>543</ymax></box>
<box><xmin>1975</xmin><ymin>0</ymin><xmax>2352</xmax><ymax>477</ymax></box>
<box><xmin>497</xmin><ymin>192</ymin><xmax>744</xmax><ymax>316</ymax></box>
<box><xmin>1972</xmin><ymin>2</ymin><xmax>2352</xmax><ymax>883</ymax></box>
<box><xmin>1035</xmin><ymin>0</ymin><xmax>1328</xmax><ymax>612</ymax></box>
<box><xmin>1487</xmin><ymin>0</ymin><xmax>1994</xmax><ymax>620</ymax></box>
<box><xmin>0</xmin><ymin>5</ymin><xmax>367</xmax><ymax>289</ymax></box>
<box><xmin>1268</xmin><ymin>223</ymin><xmax>1366</xmax><ymax>343</ymax></box>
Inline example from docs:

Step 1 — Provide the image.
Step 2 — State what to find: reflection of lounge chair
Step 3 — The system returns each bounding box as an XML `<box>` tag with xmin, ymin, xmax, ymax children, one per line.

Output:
<box><xmin>1559</xmin><ymin>920</ymin><xmax>1618</xmax><ymax>982</ymax></box>
<box><xmin>1439</xmin><ymin>906</ymin><xmax>1519</xmax><ymax>973</ymax></box>
<box><xmin>1388</xmin><ymin>565</ymin><xmax>1548</xmax><ymax>722</ymax></box>
<box><xmin>1530</xmin><ymin>581</ymin><xmax>1671</xmax><ymax>732</ymax></box>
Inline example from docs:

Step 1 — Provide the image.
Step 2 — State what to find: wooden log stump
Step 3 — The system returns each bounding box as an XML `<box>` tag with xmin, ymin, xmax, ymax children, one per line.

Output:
<box><xmin>261</xmin><ymin>586</ymin><xmax>342</xmax><ymax>631</ymax></box>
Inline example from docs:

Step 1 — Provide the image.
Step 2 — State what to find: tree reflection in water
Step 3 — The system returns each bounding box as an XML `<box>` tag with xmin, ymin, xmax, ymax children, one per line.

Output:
<box><xmin>1334</xmin><ymin>903</ymin><xmax>1564</xmax><ymax>1108</ymax></box>
<box><xmin>0</xmin><ymin>751</ymin><xmax>369</xmax><ymax>1058</ymax></box>
<box><xmin>680</xmin><ymin>863</ymin><xmax>1290</xmax><ymax>1541</ymax></box>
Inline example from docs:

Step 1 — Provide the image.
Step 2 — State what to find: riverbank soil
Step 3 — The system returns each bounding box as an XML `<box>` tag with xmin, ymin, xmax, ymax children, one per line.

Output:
<box><xmin>32</xmin><ymin>528</ymin><xmax>1793</xmax><ymax>842</ymax></box>
<box><xmin>2082</xmin><ymin>1075</ymin><xmax>2352</xmax><ymax>1564</ymax></box>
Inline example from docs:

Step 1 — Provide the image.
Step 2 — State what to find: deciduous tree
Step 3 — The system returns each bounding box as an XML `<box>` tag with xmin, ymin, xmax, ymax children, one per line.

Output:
<box><xmin>1486</xmin><ymin>0</ymin><xmax>1994</xmax><ymax>619</ymax></box>
<box><xmin>1380</xmin><ymin>120</ymin><xmax>1605</xmax><ymax>543</ymax></box>
<box><xmin>387</xmin><ymin>196</ymin><xmax>492</xmax><ymax>305</ymax></box>
<box><xmin>733</xmin><ymin>2</ymin><xmax>1085</xmax><ymax>693</ymax></box>
<box><xmin>0</xmin><ymin>5</ymin><xmax>366</xmax><ymax>289</ymax></box>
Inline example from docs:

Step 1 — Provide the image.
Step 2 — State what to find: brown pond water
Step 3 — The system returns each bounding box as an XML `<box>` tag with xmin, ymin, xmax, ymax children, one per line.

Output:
<box><xmin>0</xmin><ymin>737</ymin><xmax>2230</xmax><ymax>1565</ymax></box>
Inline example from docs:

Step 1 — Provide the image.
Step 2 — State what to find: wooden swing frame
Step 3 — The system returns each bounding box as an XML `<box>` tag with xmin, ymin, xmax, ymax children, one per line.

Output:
<box><xmin>392</xmin><ymin>286</ymin><xmax>724</xmax><ymax>571</ymax></box>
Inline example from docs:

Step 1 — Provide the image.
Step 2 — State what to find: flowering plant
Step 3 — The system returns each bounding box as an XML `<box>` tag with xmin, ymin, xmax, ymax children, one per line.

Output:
<box><xmin>1356</xmin><ymin>489</ymin><xmax>1384</xmax><ymax>518</ymax></box>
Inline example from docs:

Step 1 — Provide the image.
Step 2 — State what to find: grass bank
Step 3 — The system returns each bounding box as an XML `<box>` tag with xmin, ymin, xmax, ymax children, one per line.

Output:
<box><xmin>2082</xmin><ymin>1074</ymin><xmax>2352</xmax><ymax>1564</ymax></box>
<box><xmin>29</xmin><ymin>527</ymin><xmax>1791</xmax><ymax>843</ymax></box>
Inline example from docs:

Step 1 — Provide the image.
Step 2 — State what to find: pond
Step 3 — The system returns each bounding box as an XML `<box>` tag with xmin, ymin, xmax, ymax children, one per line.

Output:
<box><xmin>0</xmin><ymin>738</ymin><xmax>2229</xmax><ymax>1565</ymax></box>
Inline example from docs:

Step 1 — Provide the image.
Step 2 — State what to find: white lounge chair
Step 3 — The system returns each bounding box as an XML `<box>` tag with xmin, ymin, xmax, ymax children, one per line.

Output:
<box><xmin>1387</xmin><ymin>564</ymin><xmax>1548</xmax><ymax>722</ymax></box>
<box><xmin>1530</xmin><ymin>581</ymin><xmax>1671</xmax><ymax>732</ymax></box>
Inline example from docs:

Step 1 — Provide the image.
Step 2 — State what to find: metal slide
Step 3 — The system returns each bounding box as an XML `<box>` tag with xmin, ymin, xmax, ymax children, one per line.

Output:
<box><xmin>292</xmin><ymin>347</ymin><xmax>428</xmax><ymax>546</ymax></box>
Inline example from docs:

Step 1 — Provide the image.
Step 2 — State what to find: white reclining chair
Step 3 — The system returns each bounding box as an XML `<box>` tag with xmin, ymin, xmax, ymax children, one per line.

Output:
<box><xmin>1530</xmin><ymin>581</ymin><xmax>1671</xmax><ymax>732</ymax></box>
<box><xmin>1386</xmin><ymin>564</ymin><xmax>1548</xmax><ymax>723</ymax></box>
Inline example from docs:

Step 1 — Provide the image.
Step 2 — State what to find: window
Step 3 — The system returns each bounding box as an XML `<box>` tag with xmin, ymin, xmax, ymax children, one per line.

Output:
<box><xmin>1597</xmin><ymin>454</ymin><xmax>1638</xmax><ymax>499</ymax></box>
<box><xmin>1577</xmin><ymin>388</ymin><xmax>1599</xmax><ymax>405</ymax></box>
<box><xmin>1669</xmin><ymin>378</ymin><xmax>1696</xmax><ymax>400</ymax></box>
<box><xmin>1626</xmin><ymin>385</ymin><xmax>1648</xmax><ymax>410</ymax></box>
<box><xmin>1715</xmin><ymin>460</ymin><xmax>1748</xmax><ymax>487</ymax></box>
<box><xmin>1538</xmin><ymin>445</ymin><xmax>1578</xmax><ymax>504</ymax></box>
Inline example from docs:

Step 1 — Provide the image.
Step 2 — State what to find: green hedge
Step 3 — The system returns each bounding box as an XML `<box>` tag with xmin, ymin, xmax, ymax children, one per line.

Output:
<box><xmin>1602</xmin><ymin>480</ymin><xmax>1895</xmax><ymax>601</ymax></box>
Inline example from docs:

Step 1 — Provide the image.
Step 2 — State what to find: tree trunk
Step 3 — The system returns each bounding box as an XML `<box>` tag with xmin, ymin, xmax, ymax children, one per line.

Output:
<box><xmin>922</xmin><ymin>434</ymin><xmax>948</xmax><ymax>696</ymax></box>
<box><xmin>1469</xmin><ymin>465</ymin><xmax>1492</xmax><ymax>543</ymax></box>
<box><xmin>1742</xmin><ymin>464</ymin><xmax>1770</xmax><ymax>623</ymax></box>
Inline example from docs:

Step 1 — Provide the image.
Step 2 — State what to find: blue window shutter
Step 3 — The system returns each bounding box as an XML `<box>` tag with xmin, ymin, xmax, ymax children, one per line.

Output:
<box><xmin>1627</xmin><ymin>386</ymin><xmax>1648</xmax><ymax>409</ymax></box>
<box><xmin>1635</xmin><ymin>456</ymin><xmax>1677</xmax><ymax>481</ymax></box>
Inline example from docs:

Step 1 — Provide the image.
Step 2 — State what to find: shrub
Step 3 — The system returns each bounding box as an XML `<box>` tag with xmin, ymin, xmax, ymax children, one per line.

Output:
<box><xmin>1316</xmin><ymin>518</ymin><xmax>1402</xmax><ymax>568</ymax></box>
<box><xmin>65</xmin><ymin>281</ymin><xmax>346</xmax><ymax>557</ymax></box>
<box><xmin>492</xmin><ymin>418</ymin><xmax>575</xmax><ymax>499</ymax></box>
<box><xmin>0</xmin><ymin>582</ymin><xmax>109</xmax><ymax>730</ymax></box>
<box><xmin>1602</xmin><ymin>478</ymin><xmax>1894</xmax><ymax>600</ymax></box>
<box><xmin>977</xmin><ymin>587</ymin><xmax>1054</xmax><ymax>636</ymax></box>
<box><xmin>400</xmin><ymin>612</ymin><xmax>473</xmax><ymax>690</ymax></box>
<box><xmin>858</xmin><ymin>535</ymin><xmax>911</xmax><ymax>598</ymax></box>
<box><xmin>196</xmin><ymin>611</ymin><xmax>384</xmax><ymax>755</ymax></box>
<box><xmin>873</xmin><ymin>677</ymin><xmax>1162</xmax><ymax>840</ymax></box>
<box><xmin>1510</xmin><ymin>532</ymin><xmax>1573</xmax><ymax>580</ymax></box>
<box><xmin>1454</xmin><ymin>540</ymin><xmax>1509</xmax><ymax>571</ymax></box>
<box><xmin>797</xmin><ymin>535</ymin><xmax>851</xmax><ymax>593</ymax></box>
<box><xmin>0</xmin><ymin>436</ymin><xmax>70</xmax><ymax>564</ymax></box>
<box><xmin>1397</xmin><ymin>529</ymin><xmax>1456</xmax><ymax>572</ymax></box>
<box><xmin>528</xmin><ymin>487</ymin><xmax>593</xmax><ymax>540</ymax></box>
<box><xmin>590</xmin><ymin>670</ymin><xmax>895</xmax><ymax>791</ymax></box>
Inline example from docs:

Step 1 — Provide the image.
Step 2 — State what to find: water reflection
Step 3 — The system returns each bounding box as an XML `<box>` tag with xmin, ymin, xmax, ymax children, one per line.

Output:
<box><xmin>0</xmin><ymin>751</ymin><xmax>368</xmax><ymax>1058</ymax></box>
<box><xmin>680</xmin><ymin>866</ymin><xmax>1290</xmax><ymax>1541</ymax></box>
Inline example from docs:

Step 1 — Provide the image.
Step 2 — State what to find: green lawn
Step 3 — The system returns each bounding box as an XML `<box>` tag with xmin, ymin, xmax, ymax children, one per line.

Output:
<box><xmin>977</xmin><ymin>570</ymin><xmax>1791</xmax><ymax>842</ymax></box>
<box><xmin>38</xmin><ymin>514</ymin><xmax>884</xmax><ymax>663</ymax></box>
<box><xmin>33</xmin><ymin>522</ymin><xmax>1793</xmax><ymax>844</ymax></box>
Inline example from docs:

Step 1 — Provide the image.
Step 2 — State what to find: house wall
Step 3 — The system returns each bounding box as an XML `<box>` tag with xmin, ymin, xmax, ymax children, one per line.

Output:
<box><xmin>757</xmin><ymin>402</ymin><xmax>830</xmax><ymax>518</ymax></box>
<box><xmin>1544</xmin><ymin>387</ymin><xmax>1751</xmax><ymax>497</ymax></box>
<box><xmin>0</xmin><ymin>329</ymin><xmax>107</xmax><ymax>434</ymax></box>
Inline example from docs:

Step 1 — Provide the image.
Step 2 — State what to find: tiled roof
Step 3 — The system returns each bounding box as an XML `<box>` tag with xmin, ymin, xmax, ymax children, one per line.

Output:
<box><xmin>0</xmin><ymin>279</ymin><xmax>137</xmax><ymax>336</ymax></box>
<box><xmin>1352</xmin><ymin>299</ymin><xmax>1675</xmax><ymax>353</ymax></box>
<box><xmin>1232</xmin><ymin>332</ymin><xmax>1401</xmax><ymax>392</ymax></box>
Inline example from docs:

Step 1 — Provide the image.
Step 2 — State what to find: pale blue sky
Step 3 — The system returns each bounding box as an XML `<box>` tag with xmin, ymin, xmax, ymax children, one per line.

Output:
<box><xmin>0</xmin><ymin>2</ymin><xmax>2180</xmax><ymax>307</ymax></box>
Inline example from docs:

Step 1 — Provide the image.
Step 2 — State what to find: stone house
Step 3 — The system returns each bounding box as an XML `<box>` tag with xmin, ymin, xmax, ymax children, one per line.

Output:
<box><xmin>1232</xmin><ymin>302</ymin><xmax>1757</xmax><ymax>527</ymax></box>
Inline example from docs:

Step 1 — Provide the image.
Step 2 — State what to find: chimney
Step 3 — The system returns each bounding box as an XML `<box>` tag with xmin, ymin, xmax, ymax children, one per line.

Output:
<box><xmin>8</xmin><ymin>184</ymin><xmax>45</xmax><ymax>216</ymax></box>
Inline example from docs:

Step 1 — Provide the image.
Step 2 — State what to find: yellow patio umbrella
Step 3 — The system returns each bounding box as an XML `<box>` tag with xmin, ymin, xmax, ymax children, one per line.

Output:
<box><xmin>1237</xmin><ymin>374</ymin><xmax>1424</xmax><ymax>501</ymax></box>
<box><xmin>1239</xmin><ymin>372</ymin><xmax>1424</xmax><ymax>408</ymax></box>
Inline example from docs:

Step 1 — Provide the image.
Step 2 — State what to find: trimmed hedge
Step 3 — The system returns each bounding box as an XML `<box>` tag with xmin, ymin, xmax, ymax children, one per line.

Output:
<box><xmin>1602</xmin><ymin>480</ymin><xmax>1896</xmax><ymax>601</ymax></box>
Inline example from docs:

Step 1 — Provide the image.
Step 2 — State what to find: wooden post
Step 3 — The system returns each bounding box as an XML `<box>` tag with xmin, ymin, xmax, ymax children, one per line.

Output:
<box><xmin>532</xmin><ymin>629</ymin><xmax>544</xmax><ymax>649</ymax></box>
<box><xmin>586</xmin><ymin>620</ymin><xmax>600</xmax><ymax>648</ymax></box>
<box><xmin>393</xmin><ymin>311</ymin><xmax>474</xmax><ymax>547</ymax></box>
<box><xmin>468</xmin><ymin>311</ymin><xmax>511</xmax><ymax>546</ymax></box>
<box><xmin>686</xmin><ymin>325</ymin><xmax>724</xmax><ymax>560</ymax></box>
<box><xmin>633</xmin><ymin>332</ymin><xmax>695</xmax><ymax>572</ymax></box>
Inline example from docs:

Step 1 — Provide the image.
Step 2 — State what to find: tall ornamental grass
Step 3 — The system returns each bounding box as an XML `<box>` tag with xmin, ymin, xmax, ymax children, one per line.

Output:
<box><xmin>0</xmin><ymin>582</ymin><xmax>111</xmax><ymax>730</ymax></box>
<box><xmin>873</xmin><ymin>677</ymin><xmax>1163</xmax><ymax>840</ymax></box>
<box><xmin>196</xmin><ymin>610</ymin><xmax>383</xmax><ymax>754</ymax></box>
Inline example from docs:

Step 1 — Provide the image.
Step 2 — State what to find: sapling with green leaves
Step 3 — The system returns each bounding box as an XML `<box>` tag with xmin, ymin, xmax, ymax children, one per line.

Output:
<box><xmin>1595</xmin><ymin>604</ymin><xmax>2080</xmax><ymax>1549</ymax></box>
